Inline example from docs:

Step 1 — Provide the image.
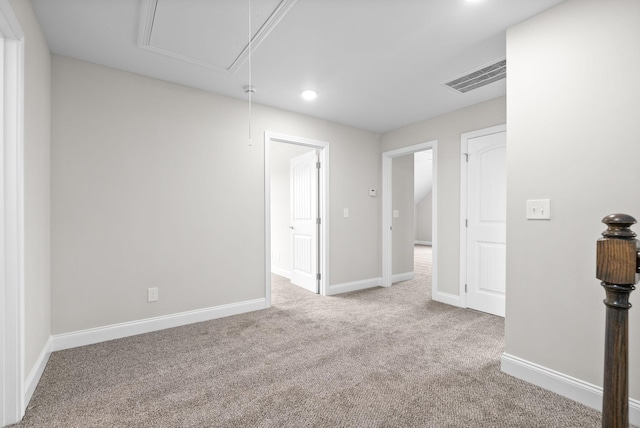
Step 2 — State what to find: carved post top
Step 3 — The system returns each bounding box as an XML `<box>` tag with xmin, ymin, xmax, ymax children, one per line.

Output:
<box><xmin>601</xmin><ymin>214</ymin><xmax>637</xmax><ymax>240</ymax></box>
<box><xmin>597</xmin><ymin>213</ymin><xmax>639</xmax><ymax>284</ymax></box>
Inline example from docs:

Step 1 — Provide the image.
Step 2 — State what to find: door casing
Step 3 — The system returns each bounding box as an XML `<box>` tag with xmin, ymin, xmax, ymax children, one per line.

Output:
<box><xmin>0</xmin><ymin>1</ymin><xmax>25</xmax><ymax>425</ymax></box>
<box><xmin>264</xmin><ymin>132</ymin><xmax>329</xmax><ymax>307</ymax></box>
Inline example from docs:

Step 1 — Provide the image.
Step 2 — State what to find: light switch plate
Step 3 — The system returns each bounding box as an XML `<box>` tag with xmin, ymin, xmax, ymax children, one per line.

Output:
<box><xmin>369</xmin><ymin>188</ymin><xmax>376</xmax><ymax>196</ymax></box>
<box><xmin>343</xmin><ymin>208</ymin><xmax>349</xmax><ymax>218</ymax></box>
<box><xmin>527</xmin><ymin>199</ymin><xmax>551</xmax><ymax>220</ymax></box>
<box><xmin>393</xmin><ymin>210</ymin><xmax>399</xmax><ymax>218</ymax></box>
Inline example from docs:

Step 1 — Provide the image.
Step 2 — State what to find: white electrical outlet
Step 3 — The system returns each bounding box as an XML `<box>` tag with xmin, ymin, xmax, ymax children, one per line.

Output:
<box><xmin>147</xmin><ymin>287</ymin><xmax>159</xmax><ymax>302</ymax></box>
<box><xmin>343</xmin><ymin>208</ymin><xmax>350</xmax><ymax>218</ymax></box>
<box><xmin>526</xmin><ymin>199</ymin><xmax>551</xmax><ymax>220</ymax></box>
<box><xmin>393</xmin><ymin>210</ymin><xmax>400</xmax><ymax>218</ymax></box>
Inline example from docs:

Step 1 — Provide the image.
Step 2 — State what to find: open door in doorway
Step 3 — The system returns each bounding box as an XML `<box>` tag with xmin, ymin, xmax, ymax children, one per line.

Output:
<box><xmin>462</xmin><ymin>126</ymin><xmax>506</xmax><ymax>317</ymax></box>
<box><xmin>289</xmin><ymin>150</ymin><xmax>319</xmax><ymax>293</ymax></box>
<box><xmin>381</xmin><ymin>140</ymin><xmax>438</xmax><ymax>294</ymax></box>
<box><xmin>265</xmin><ymin>131</ymin><xmax>329</xmax><ymax>307</ymax></box>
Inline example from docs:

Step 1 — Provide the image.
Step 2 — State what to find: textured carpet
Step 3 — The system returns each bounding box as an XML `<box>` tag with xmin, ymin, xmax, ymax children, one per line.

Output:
<box><xmin>14</xmin><ymin>246</ymin><xmax>606</xmax><ymax>427</ymax></box>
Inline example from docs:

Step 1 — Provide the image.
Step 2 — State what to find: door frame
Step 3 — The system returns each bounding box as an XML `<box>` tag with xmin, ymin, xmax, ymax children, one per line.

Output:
<box><xmin>381</xmin><ymin>140</ymin><xmax>437</xmax><ymax>291</ymax></box>
<box><xmin>459</xmin><ymin>124</ymin><xmax>506</xmax><ymax>309</ymax></box>
<box><xmin>0</xmin><ymin>1</ymin><xmax>25</xmax><ymax>425</ymax></box>
<box><xmin>264</xmin><ymin>132</ymin><xmax>329</xmax><ymax>306</ymax></box>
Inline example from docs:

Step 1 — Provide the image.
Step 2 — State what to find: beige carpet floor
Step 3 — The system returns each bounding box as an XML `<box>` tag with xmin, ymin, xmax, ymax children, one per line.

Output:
<box><xmin>13</xmin><ymin>246</ymin><xmax>607</xmax><ymax>427</ymax></box>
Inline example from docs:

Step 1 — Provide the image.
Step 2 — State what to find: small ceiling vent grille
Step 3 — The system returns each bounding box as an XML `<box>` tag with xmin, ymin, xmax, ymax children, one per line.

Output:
<box><xmin>444</xmin><ymin>58</ymin><xmax>506</xmax><ymax>93</ymax></box>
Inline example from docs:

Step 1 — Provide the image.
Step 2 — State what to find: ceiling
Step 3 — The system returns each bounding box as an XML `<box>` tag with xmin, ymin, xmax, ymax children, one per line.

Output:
<box><xmin>31</xmin><ymin>0</ymin><xmax>565</xmax><ymax>134</ymax></box>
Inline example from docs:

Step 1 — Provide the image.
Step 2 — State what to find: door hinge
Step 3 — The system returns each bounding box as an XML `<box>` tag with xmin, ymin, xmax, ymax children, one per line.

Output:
<box><xmin>464</xmin><ymin>153</ymin><xmax>469</xmax><ymax>162</ymax></box>
<box><xmin>465</xmin><ymin>219</ymin><xmax>468</xmax><ymax>228</ymax></box>
<box><xmin>317</xmin><ymin>273</ymin><xmax>321</xmax><ymax>280</ymax></box>
<box><xmin>316</xmin><ymin>218</ymin><xmax>321</xmax><ymax>225</ymax></box>
<box><xmin>465</xmin><ymin>284</ymin><xmax>467</xmax><ymax>293</ymax></box>
<box><xmin>316</xmin><ymin>161</ymin><xmax>321</xmax><ymax>169</ymax></box>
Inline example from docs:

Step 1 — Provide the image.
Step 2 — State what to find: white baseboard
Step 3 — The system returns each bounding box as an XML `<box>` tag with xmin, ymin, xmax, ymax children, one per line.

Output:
<box><xmin>501</xmin><ymin>353</ymin><xmax>640</xmax><ymax>426</ymax></box>
<box><xmin>392</xmin><ymin>271</ymin><xmax>414</xmax><ymax>283</ymax></box>
<box><xmin>51</xmin><ymin>298</ymin><xmax>266</xmax><ymax>352</ymax></box>
<box><xmin>23</xmin><ymin>337</ymin><xmax>52</xmax><ymax>410</ymax></box>
<box><xmin>327</xmin><ymin>277</ymin><xmax>381</xmax><ymax>296</ymax></box>
<box><xmin>432</xmin><ymin>290</ymin><xmax>464</xmax><ymax>307</ymax></box>
<box><xmin>414</xmin><ymin>240</ymin><xmax>432</xmax><ymax>246</ymax></box>
<box><xmin>270</xmin><ymin>266</ymin><xmax>291</xmax><ymax>279</ymax></box>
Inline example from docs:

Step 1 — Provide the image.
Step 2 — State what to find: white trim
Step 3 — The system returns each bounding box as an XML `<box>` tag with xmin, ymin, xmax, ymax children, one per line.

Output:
<box><xmin>381</xmin><ymin>154</ymin><xmax>392</xmax><ymax>287</ymax></box>
<box><xmin>23</xmin><ymin>338</ymin><xmax>51</xmax><ymax>409</ymax></box>
<box><xmin>414</xmin><ymin>240</ymin><xmax>432</xmax><ymax>246</ymax></box>
<box><xmin>0</xmin><ymin>1</ymin><xmax>24</xmax><ymax>425</ymax></box>
<box><xmin>327</xmin><ymin>272</ymin><xmax>417</xmax><ymax>296</ymax></box>
<box><xmin>327</xmin><ymin>277</ymin><xmax>381</xmax><ymax>296</ymax></box>
<box><xmin>459</xmin><ymin>124</ymin><xmax>506</xmax><ymax>310</ymax></box>
<box><xmin>501</xmin><ymin>353</ymin><xmax>640</xmax><ymax>426</ymax></box>
<box><xmin>432</xmin><ymin>290</ymin><xmax>464</xmax><ymax>307</ymax></box>
<box><xmin>265</xmin><ymin>132</ymin><xmax>330</xmax><ymax>307</ymax></box>
<box><xmin>270</xmin><ymin>266</ymin><xmax>291</xmax><ymax>279</ymax></box>
<box><xmin>392</xmin><ymin>271</ymin><xmax>414</xmax><ymax>283</ymax></box>
<box><xmin>52</xmin><ymin>298</ymin><xmax>266</xmax><ymax>352</ymax></box>
<box><xmin>264</xmin><ymin>138</ymin><xmax>272</xmax><ymax>308</ymax></box>
<box><xmin>381</xmin><ymin>141</ymin><xmax>438</xmax><ymax>298</ymax></box>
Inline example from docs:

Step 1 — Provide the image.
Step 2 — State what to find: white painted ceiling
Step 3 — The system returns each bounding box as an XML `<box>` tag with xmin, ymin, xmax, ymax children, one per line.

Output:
<box><xmin>31</xmin><ymin>0</ymin><xmax>565</xmax><ymax>133</ymax></box>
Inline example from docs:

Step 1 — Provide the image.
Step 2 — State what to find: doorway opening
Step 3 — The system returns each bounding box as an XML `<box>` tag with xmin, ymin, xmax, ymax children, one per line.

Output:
<box><xmin>381</xmin><ymin>141</ymin><xmax>437</xmax><ymax>298</ymax></box>
<box><xmin>264</xmin><ymin>132</ymin><xmax>329</xmax><ymax>308</ymax></box>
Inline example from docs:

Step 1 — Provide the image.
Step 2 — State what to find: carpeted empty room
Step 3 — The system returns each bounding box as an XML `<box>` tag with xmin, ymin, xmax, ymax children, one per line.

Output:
<box><xmin>13</xmin><ymin>246</ymin><xmax>606</xmax><ymax>427</ymax></box>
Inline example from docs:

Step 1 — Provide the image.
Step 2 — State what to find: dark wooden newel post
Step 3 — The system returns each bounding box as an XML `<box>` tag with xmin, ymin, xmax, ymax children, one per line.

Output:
<box><xmin>596</xmin><ymin>213</ymin><xmax>639</xmax><ymax>428</ymax></box>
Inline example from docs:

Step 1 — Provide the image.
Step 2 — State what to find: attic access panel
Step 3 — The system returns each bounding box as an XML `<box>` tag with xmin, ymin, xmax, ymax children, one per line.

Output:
<box><xmin>138</xmin><ymin>0</ymin><xmax>297</xmax><ymax>74</ymax></box>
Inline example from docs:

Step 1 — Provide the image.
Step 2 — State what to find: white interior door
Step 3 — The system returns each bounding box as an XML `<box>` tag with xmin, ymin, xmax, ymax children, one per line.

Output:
<box><xmin>290</xmin><ymin>150</ymin><xmax>319</xmax><ymax>293</ymax></box>
<box><xmin>465</xmin><ymin>131</ymin><xmax>506</xmax><ymax>317</ymax></box>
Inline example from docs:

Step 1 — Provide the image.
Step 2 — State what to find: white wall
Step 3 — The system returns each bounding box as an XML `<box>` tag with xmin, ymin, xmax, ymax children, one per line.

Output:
<box><xmin>506</xmin><ymin>0</ymin><xmax>639</xmax><ymax>401</ymax></box>
<box><xmin>9</xmin><ymin>0</ymin><xmax>51</xmax><ymax>386</ymax></box>
<box><xmin>415</xmin><ymin>191</ymin><xmax>432</xmax><ymax>242</ymax></box>
<box><xmin>270</xmin><ymin>143</ymin><xmax>312</xmax><ymax>276</ymax></box>
<box><xmin>381</xmin><ymin>97</ymin><xmax>506</xmax><ymax>295</ymax></box>
<box><xmin>392</xmin><ymin>155</ymin><xmax>414</xmax><ymax>276</ymax></box>
<box><xmin>51</xmin><ymin>55</ymin><xmax>381</xmax><ymax>334</ymax></box>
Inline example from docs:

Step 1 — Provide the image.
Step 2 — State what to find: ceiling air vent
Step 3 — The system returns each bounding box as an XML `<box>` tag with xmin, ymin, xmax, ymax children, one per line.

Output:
<box><xmin>444</xmin><ymin>58</ymin><xmax>506</xmax><ymax>93</ymax></box>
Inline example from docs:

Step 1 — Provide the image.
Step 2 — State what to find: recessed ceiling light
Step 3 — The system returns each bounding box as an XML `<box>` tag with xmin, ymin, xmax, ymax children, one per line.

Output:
<box><xmin>301</xmin><ymin>89</ymin><xmax>318</xmax><ymax>101</ymax></box>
